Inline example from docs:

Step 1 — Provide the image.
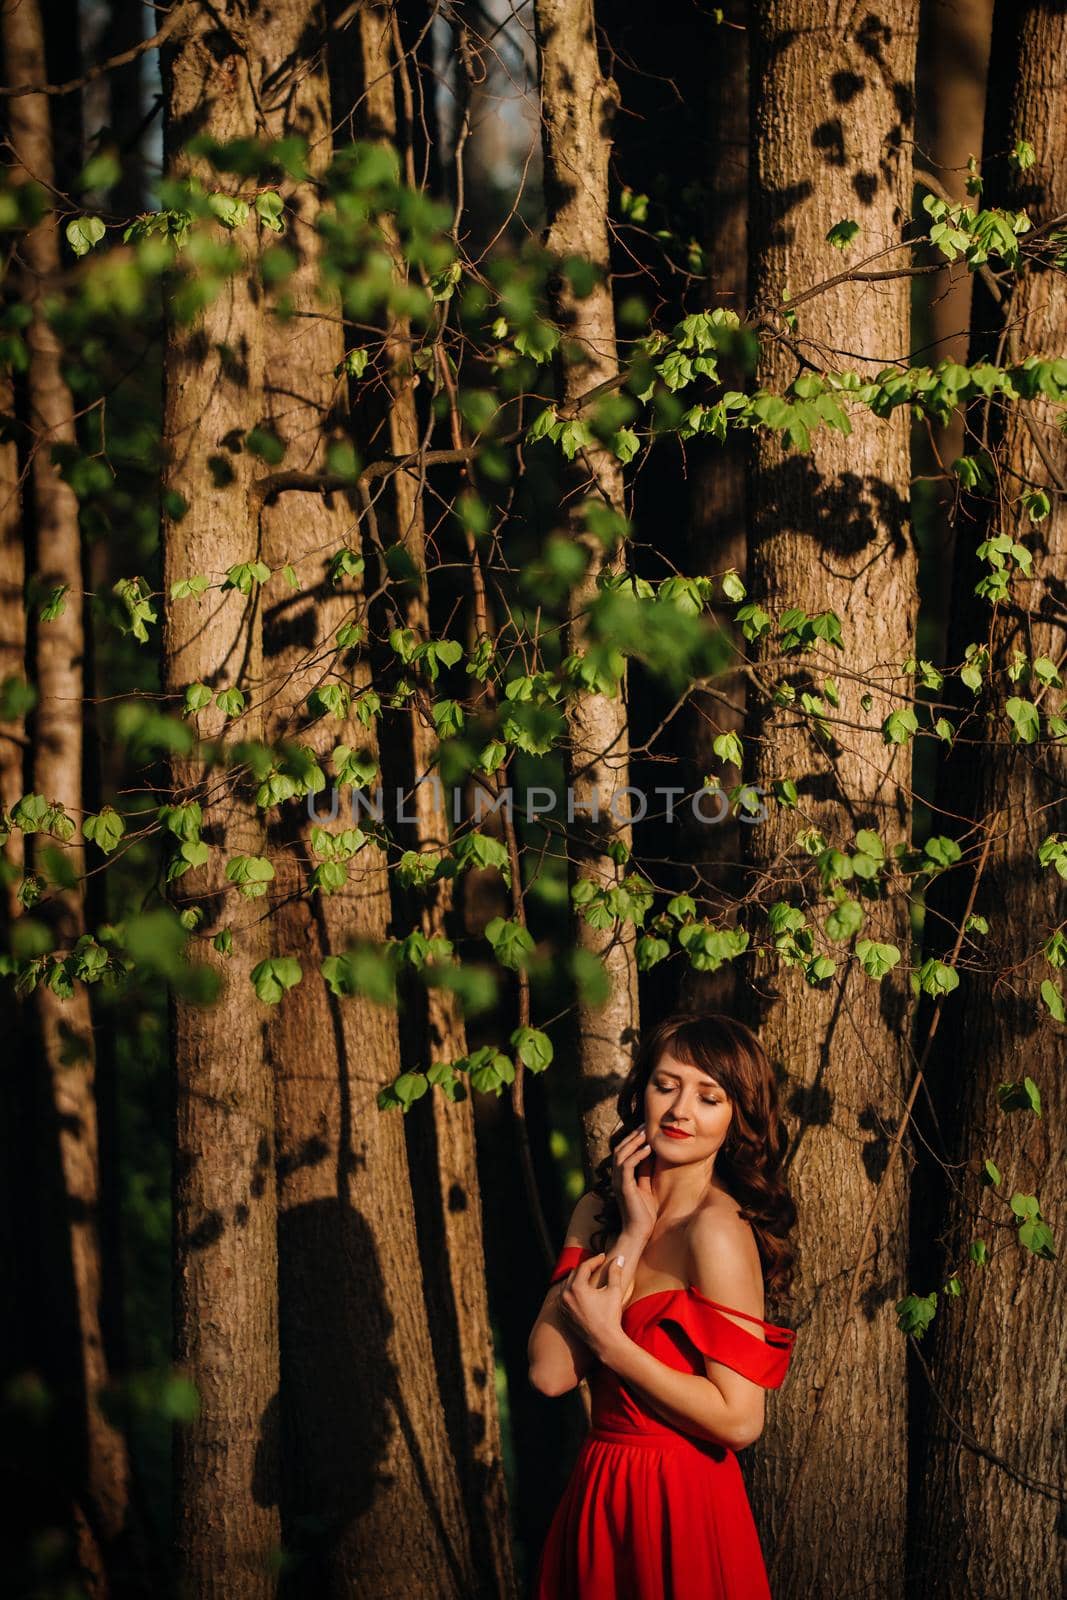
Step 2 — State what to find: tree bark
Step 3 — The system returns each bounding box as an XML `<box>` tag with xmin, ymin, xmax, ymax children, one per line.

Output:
<box><xmin>351</xmin><ymin>11</ymin><xmax>517</xmax><ymax>1595</ymax></box>
<box><xmin>3</xmin><ymin>3</ymin><xmax>131</xmax><ymax>1589</ymax></box>
<box><xmin>248</xmin><ymin>5</ymin><xmax>479</xmax><ymax>1593</ymax></box>
<box><xmin>743</xmin><ymin>5</ymin><xmax>919</xmax><ymax>1592</ymax></box>
<box><xmin>0</xmin><ymin>368</ymin><xmax>23</xmax><ymax>918</ymax></box>
<box><xmin>534</xmin><ymin>0</ymin><xmax>640</xmax><ymax>1176</ymax></box>
<box><xmin>913</xmin><ymin>7</ymin><xmax>1067</xmax><ymax>1593</ymax></box>
<box><xmin>161</xmin><ymin>5</ymin><xmax>280</xmax><ymax>1593</ymax></box>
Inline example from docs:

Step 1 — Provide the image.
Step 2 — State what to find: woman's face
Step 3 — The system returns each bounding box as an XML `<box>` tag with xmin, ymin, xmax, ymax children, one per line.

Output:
<box><xmin>642</xmin><ymin>1050</ymin><xmax>733</xmax><ymax>1163</ymax></box>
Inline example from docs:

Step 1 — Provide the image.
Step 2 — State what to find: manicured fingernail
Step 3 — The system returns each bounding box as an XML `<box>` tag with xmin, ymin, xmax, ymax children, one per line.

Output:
<box><xmin>615</xmin><ymin>1255</ymin><xmax>625</xmax><ymax>1266</ymax></box>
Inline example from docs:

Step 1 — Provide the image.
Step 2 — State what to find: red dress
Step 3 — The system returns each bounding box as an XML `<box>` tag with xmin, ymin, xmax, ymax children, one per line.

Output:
<box><xmin>533</xmin><ymin>1244</ymin><xmax>796</xmax><ymax>1600</ymax></box>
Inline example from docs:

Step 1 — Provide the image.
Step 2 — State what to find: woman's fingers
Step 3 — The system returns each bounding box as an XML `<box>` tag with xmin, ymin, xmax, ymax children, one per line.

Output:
<box><xmin>573</xmin><ymin>1250</ymin><xmax>606</xmax><ymax>1281</ymax></box>
<box><xmin>613</xmin><ymin>1124</ymin><xmax>647</xmax><ymax>1156</ymax></box>
<box><xmin>617</xmin><ymin>1142</ymin><xmax>652</xmax><ymax>1182</ymax></box>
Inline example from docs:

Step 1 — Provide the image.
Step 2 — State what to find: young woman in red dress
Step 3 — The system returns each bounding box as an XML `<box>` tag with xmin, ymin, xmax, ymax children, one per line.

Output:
<box><xmin>527</xmin><ymin>1011</ymin><xmax>798</xmax><ymax>1599</ymax></box>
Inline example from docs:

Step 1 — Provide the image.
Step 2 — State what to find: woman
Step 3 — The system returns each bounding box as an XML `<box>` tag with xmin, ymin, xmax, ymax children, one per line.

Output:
<box><xmin>527</xmin><ymin>1011</ymin><xmax>798</xmax><ymax>1599</ymax></box>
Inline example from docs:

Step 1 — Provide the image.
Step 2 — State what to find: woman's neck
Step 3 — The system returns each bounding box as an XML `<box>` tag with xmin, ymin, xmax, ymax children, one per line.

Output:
<box><xmin>650</xmin><ymin>1156</ymin><xmax>721</xmax><ymax>1224</ymax></box>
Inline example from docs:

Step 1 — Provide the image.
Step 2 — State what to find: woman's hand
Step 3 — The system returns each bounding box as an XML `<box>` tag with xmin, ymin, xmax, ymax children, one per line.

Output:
<box><xmin>611</xmin><ymin>1123</ymin><xmax>658</xmax><ymax>1243</ymax></box>
<box><xmin>558</xmin><ymin>1252</ymin><xmax>629</xmax><ymax>1363</ymax></box>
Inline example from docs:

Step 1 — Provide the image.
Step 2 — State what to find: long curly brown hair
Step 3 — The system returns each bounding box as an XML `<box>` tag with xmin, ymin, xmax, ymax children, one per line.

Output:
<box><xmin>588</xmin><ymin>1011</ymin><xmax>798</xmax><ymax>1308</ymax></box>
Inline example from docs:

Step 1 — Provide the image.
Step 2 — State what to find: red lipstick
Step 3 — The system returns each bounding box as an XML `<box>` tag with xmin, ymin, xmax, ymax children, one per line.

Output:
<box><xmin>659</xmin><ymin>1125</ymin><xmax>692</xmax><ymax>1140</ymax></box>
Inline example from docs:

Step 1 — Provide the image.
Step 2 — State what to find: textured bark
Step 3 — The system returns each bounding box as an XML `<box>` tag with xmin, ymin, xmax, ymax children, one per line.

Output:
<box><xmin>743</xmin><ymin>6</ymin><xmax>919</xmax><ymax>1593</ymax></box>
<box><xmin>0</xmin><ymin>370</ymin><xmax>22</xmax><ymax>915</ymax></box>
<box><xmin>351</xmin><ymin>12</ymin><xmax>517</xmax><ymax>1595</ymax></box>
<box><xmin>913</xmin><ymin>8</ymin><xmax>1067</xmax><ymax>1593</ymax></box>
<box><xmin>161</xmin><ymin>6</ymin><xmax>280</xmax><ymax>1594</ymax></box>
<box><xmin>534</xmin><ymin>0</ymin><xmax>640</xmax><ymax>1175</ymax></box>
<box><xmin>4</xmin><ymin>2</ymin><xmax>130</xmax><ymax>1587</ymax></box>
<box><xmin>251</xmin><ymin>6</ymin><xmax>477</xmax><ymax>1593</ymax></box>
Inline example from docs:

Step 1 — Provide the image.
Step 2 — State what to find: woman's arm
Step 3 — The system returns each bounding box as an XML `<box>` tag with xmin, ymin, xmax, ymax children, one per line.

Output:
<box><xmin>587</xmin><ymin>1212</ymin><xmax>769</xmax><ymax>1449</ymax></box>
<box><xmin>527</xmin><ymin>1192</ymin><xmax>650</xmax><ymax>1396</ymax></box>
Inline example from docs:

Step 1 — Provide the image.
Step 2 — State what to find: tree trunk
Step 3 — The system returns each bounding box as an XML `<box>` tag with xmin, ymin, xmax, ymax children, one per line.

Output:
<box><xmin>160</xmin><ymin>6</ymin><xmax>280</xmax><ymax>1593</ymax></box>
<box><xmin>352</xmin><ymin>11</ymin><xmax>517</xmax><ymax>1595</ymax></box>
<box><xmin>0</xmin><ymin>369</ymin><xmax>23</xmax><ymax>918</ymax></box>
<box><xmin>534</xmin><ymin>0</ymin><xmax>640</xmax><ymax>1175</ymax></box>
<box><xmin>4</xmin><ymin>3</ymin><xmax>131</xmax><ymax>1589</ymax></box>
<box><xmin>913</xmin><ymin>7</ymin><xmax>1067</xmax><ymax>1593</ymax></box>
<box><xmin>248</xmin><ymin>5</ymin><xmax>478</xmax><ymax>1593</ymax></box>
<box><xmin>743</xmin><ymin>5</ymin><xmax>919</xmax><ymax>1592</ymax></box>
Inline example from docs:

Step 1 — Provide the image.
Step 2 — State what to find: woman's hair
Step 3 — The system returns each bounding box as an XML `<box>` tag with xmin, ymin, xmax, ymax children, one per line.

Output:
<box><xmin>588</xmin><ymin>1011</ymin><xmax>798</xmax><ymax>1306</ymax></box>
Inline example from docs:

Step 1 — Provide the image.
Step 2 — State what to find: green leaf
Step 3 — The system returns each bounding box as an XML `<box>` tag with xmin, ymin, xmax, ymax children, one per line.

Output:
<box><xmin>510</xmin><ymin>1025</ymin><xmax>554</xmax><ymax>1074</ymax></box>
<box><xmin>207</xmin><ymin>193</ymin><xmax>250</xmax><ymax>229</ymax></box>
<box><xmin>182</xmin><ymin>682</ymin><xmax>213</xmax><ymax>715</ymax></box>
<box><xmin>171</xmin><ymin>574</ymin><xmax>209</xmax><ymax>600</ymax></box>
<box><xmin>0</xmin><ymin>675</ymin><xmax>36</xmax><ymax>720</ymax></box>
<box><xmin>112</xmin><ymin>576</ymin><xmax>158</xmax><ymax>643</ymax></box>
<box><xmin>982</xmin><ymin>1158</ymin><xmax>1001</xmax><ymax>1187</ymax></box>
<box><xmin>158</xmin><ymin>801</ymin><xmax>202</xmax><ymax>841</ymax></box>
<box><xmin>1005</xmin><ymin>696</ymin><xmax>1040</xmax><ymax>745</ymax></box>
<box><xmin>65</xmin><ymin>215</ymin><xmax>106</xmax><ymax>257</ymax></box>
<box><xmin>825</xmin><ymin>897</ymin><xmax>864</xmax><ymax>941</ymax></box>
<box><xmin>996</xmin><ymin>1076</ymin><xmax>1042</xmax><ymax>1116</ymax></box>
<box><xmin>484</xmin><ymin>915</ymin><xmax>535</xmax><ymax>971</ymax></box>
<box><xmin>39</xmin><ymin>585</ymin><xmax>68</xmax><ymax>622</ymax></box>
<box><xmin>1018</xmin><ymin>1217</ymin><xmax>1055</xmax><ymax>1258</ymax></box>
<box><xmin>83</xmin><ymin>806</ymin><xmax>125</xmax><ymax>855</ymax></box>
<box><xmin>336</xmin><ymin>347</ymin><xmax>369</xmax><ymax>379</ymax></box>
<box><xmin>250</xmin><ymin>955</ymin><xmax>303</xmax><ymax>1004</ymax></box>
<box><xmin>328</xmin><ymin>546</ymin><xmax>365</xmax><ymax>584</ymax></box>
<box><xmin>636</xmin><ymin>934</ymin><xmax>671</xmax><ymax>970</ymax></box>
<box><xmin>333</xmin><ymin>744</ymin><xmax>378</xmax><ymax>787</ymax></box>
<box><xmin>923</xmin><ymin>835</ymin><xmax>962</xmax><ymax>869</ymax></box>
<box><xmin>1039</xmin><ymin>978</ymin><xmax>1065</xmax><ymax>1022</ymax></box>
<box><xmin>222</xmin><ymin>560</ymin><xmax>271</xmax><ymax>594</ymax></box>
<box><xmin>224</xmin><ymin>855</ymin><xmax>275</xmax><ymax>898</ymax></box>
<box><xmin>918</xmin><ymin>958</ymin><xmax>959</xmax><ymax>997</ymax></box>
<box><xmin>883</xmin><ymin>706</ymin><xmax>919</xmax><ymax>745</ymax></box>
<box><xmin>215</xmin><ymin>687</ymin><xmax>246</xmax><ymax>719</ymax></box>
<box><xmin>11</xmin><ymin>793</ymin><xmax>50</xmax><ymax>834</ymax></box>
<box><xmin>712</xmin><ymin>730</ymin><xmax>743</xmax><ymax>769</ymax></box>
<box><xmin>254</xmin><ymin>191</ymin><xmax>285</xmax><ymax>232</ymax></box>
<box><xmin>896</xmin><ymin>1290</ymin><xmax>937</xmax><ymax>1339</ymax></box>
<box><xmin>325</xmin><ymin>440</ymin><xmax>361</xmax><ymax>481</ymax></box>
<box><xmin>855</xmin><ymin>940</ymin><xmax>900</xmax><ymax>980</ymax></box>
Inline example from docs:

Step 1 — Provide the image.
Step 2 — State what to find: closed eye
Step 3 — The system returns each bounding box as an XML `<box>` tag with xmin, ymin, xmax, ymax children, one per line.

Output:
<box><xmin>652</xmin><ymin>1079</ymin><xmax>721</xmax><ymax>1105</ymax></box>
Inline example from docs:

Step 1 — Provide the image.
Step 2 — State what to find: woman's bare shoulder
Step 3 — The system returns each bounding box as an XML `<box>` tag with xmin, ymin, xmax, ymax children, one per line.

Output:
<box><xmin>687</xmin><ymin>1188</ymin><xmax>762</xmax><ymax>1263</ymax></box>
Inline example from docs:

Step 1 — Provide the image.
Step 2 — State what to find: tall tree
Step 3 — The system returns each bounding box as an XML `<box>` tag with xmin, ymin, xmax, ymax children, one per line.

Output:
<box><xmin>160</xmin><ymin>5</ymin><xmax>279</xmax><ymax>1593</ymax></box>
<box><xmin>743</xmin><ymin>5</ymin><xmax>919</xmax><ymax>1592</ymax></box>
<box><xmin>912</xmin><ymin>5</ymin><xmax>1067</xmax><ymax>1592</ymax></box>
<box><xmin>351</xmin><ymin>10</ymin><xmax>517</xmax><ymax>1594</ymax></box>
<box><xmin>245</xmin><ymin>4</ymin><xmax>481</xmax><ymax>1593</ymax></box>
<box><xmin>3</xmin><ymin>2</ymin><xmax>131</xmax><ymax>1588</ymax></box>
<box><xmin>534</xmin><ymin>0</ymin><xmax>641</xmax><ymax>1174</ymax></box>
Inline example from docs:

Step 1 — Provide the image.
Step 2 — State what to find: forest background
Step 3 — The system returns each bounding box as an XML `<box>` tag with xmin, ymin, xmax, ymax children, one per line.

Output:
<box><xmin>0</xmin><ymin>1</ymin><xmax>1063</xmax><ymax>1598</ymax></box>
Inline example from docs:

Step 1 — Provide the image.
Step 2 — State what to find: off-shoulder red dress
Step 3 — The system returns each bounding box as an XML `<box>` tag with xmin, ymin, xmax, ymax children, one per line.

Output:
<box><xmin>533</xmin><ymin>1244</ymin><xmax>796</xmax><ymax>1600</ymax></box>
